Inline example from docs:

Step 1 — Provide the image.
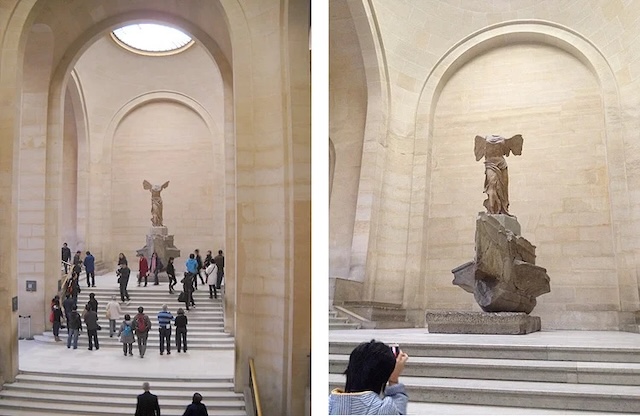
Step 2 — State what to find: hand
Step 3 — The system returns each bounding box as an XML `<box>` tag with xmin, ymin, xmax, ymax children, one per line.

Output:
<box><xmin>388</xmin><ymin>350</ymin><xmax>409</xmax><ymax>384</ymax></box>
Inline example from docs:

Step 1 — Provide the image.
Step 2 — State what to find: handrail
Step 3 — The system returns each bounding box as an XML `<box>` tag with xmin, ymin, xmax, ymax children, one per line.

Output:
<box><xmin>249</xmin><ymin>358</ymin><xmax>263</xmax><ymax>416</ymax></box>
<box><xmin>59</xmin><ymin>260</ymin><xmax>83</xmax><ymax>298</ymax></box>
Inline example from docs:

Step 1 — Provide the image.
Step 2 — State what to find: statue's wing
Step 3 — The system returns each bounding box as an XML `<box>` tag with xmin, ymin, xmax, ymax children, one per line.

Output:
<box><xmin>474</xmin><ymin>135</ymin><xmax>486</xmax><ymax>161</ymax></box>
<box><xmin>143</xmin><ymin>180</ymin><xmax>152</xmax><ymax>190</ymax></box>
<box><xmin>505</xmin><ymin>134</ymin><xmax>523</xmax><ymax>156</ymax></box>
<box><xmin>161</xmin><ymin>181</ymin><xmax>170</xmax><ymax>190</ymax></box>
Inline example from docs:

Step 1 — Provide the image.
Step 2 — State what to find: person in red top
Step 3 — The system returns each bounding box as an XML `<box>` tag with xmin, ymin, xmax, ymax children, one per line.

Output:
<box><xmin>138</xmin><ymin>254</ymin><xmax>149</xmax><ymax>287</ymax></box>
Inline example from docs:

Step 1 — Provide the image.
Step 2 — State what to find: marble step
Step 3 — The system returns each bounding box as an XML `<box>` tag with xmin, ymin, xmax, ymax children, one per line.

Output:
<box><xmin>329</xmin><ymin>373</ymin><xmax>640</xmax><ymax>413</ymax></box>
<box><xmin>330</xmin><ymin>354</ymin><xmax>640</xmax><ymax>385</ymax></box>
<box><xmin>329</xmin><ymin>323</ymin><xmax>360</xmax><ymax>330</ymax></box>
<box><xmin>16</xmin><ymin>371</ymin><xmax>234</xmax><ymax>385</ymax></box>
<box><xmin>33</xmin><ymin>335</ymin><xmax>234</xmax><ymax>349</ymax></box>
<box><xmin>39</xmin><ymin>330</ymin><xmax>233</xmax><ymax>340</ymax></box>
<box><xmin>329</xmin><ymin>341</ymin><xmax>640</xmax><ymax>363</ymax></box>
<box><xmin>406</xmin><ymin>401</ymin><xmax>615</xmax><ymax>415</ymax></box>
<box><xmin>0</xmin><ymin>372</ymin><xmax>245</xmax><ymax>416</ymax></box>
<box><xmin>0</xmin><ymin>399</ymin><xmax>245</xmax><ymax>416</ymax></box>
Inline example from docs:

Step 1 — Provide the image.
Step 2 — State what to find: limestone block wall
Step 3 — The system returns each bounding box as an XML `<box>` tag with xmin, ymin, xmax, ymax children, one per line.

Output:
<box><xmin>329</xmin><ymin>0</ymin><xmax>367</xmax><ymax>280</ymax></box>
<box><xmin>17</xmin><ymin>25</ymin><xmax>53</xmax><ymax>335</ymax></box>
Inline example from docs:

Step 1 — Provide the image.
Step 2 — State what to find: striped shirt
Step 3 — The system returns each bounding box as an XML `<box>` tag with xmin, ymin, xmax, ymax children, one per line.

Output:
<box><xmin>328</xmin><ymin>384</ymin><xmax>408</xmax><ymax>415</ymax></box>
<box><xmin>157</xmin><ymin>310</ymin><xmax>174</xmax><ymax>328</ymax></box>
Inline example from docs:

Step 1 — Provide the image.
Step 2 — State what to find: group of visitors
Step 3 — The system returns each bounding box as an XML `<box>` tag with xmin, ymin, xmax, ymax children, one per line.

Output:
<box><xmin>133</xmin><ymin>249</ymin><xmax>224</xmax><ymax>294</ymax></box>
<box><xmin>114</xmin><ymin>304</ymin><xmax>190</xmax><ymax>358</ymax></box>
<box><xmin>54</xmin><ymin>247</ymin><xmax>228</xmax><ymax>358</ymax></box>
<box><xmin>61</xmin><ymin>243</ymin><xmax>97</xmax><ymax>289</ymax></box>
<box><xmin>136</xmin><ymin>382</ymin><xmax>209</xmax><ymax>416</ymax></box>
<box><xmin>51</xmin><ymin>293</ymin><xmax>190</xmax><ymax>356</ymax></box>
<box><xmin>184</xmin><ymin>249</ymin><xmax>225</xmax><ymax>299</ymax></box>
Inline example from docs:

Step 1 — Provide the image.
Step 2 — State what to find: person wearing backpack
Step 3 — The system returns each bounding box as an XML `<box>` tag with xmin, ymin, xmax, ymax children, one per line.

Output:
<box><xmin>133</xmin><ymin>306</ymin><xmax>152</xmax><ymax>358</ymax></box>
<box><xmin>118</xmin><ymin>314</ymin><xmax>135</xmax><ymax>356</ymax></box>
<box><xmin>66</xmin><ymin>305</ymin><xmax>82</xmax><ymax>349</ymax></box>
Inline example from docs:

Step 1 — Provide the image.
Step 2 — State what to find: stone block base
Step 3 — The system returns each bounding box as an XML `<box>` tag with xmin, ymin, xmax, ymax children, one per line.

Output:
<box><xmin>425</xmin><ymin>310</ymin><xmax>541</xmax><ymax>334</ymax></box>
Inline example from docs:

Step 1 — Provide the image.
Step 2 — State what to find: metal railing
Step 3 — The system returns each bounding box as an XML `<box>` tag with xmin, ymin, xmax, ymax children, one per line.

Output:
<box><xmin>249</xmin><ymin>358</ymin><xmax>263</xmax><ymax>416</ymax></box>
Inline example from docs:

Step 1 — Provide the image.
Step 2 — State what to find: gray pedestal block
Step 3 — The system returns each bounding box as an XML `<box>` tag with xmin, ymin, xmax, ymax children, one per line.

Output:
<box><xmin>425</xmin><ymin>310</ymin><xmax>541</xmax><ymax>334</ymax></box>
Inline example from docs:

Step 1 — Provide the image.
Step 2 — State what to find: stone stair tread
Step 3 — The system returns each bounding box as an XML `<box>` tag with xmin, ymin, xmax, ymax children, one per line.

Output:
<box><xmin>0</xmin><ymin>400</ymin><xmax>245</xmax><ymax>416</ymax></box>
<box><xmin>39</xmin><ymin>331</ymin><xmax>232</xmax><ymax>338</ymax></box>
<box><xmin>2</xmin><ymin>274</ymin><xmax>244</xmax><ymax>415</ymax></box>
<box><xmin>15</xmin><ymin>374</ymin><xmax>234</xmax><ymax>388</ymax></box>
<box><xmin>0</xmin><ymin>391</ymin><xmax>244</xmax><ymax>406</ymax></box>
<box><xmin>33</xmin><ymin>335</ymin><xmax>234</xmax><ymax>343</ymax></box>
<box><xmin>407</xmin><ymin>401</ymin><xmax>615</xmax><ymax>415</ymax></box>
<box><xmin>18</xmin><ymin>370</ymin><xmax>232</xmax><ymax>382</ymax></box>
<box><xmin>330</xmin><ymin>354</ymin><xmax>640</xmax><ymax>372</ymax></box>
<box><xmin>329</xmin><ymin>373</ymin><xmax>640</xmax><ymax>397</ymax></box>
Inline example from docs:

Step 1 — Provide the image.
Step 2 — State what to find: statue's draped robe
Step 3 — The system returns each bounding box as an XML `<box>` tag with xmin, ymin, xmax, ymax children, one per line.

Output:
<box><xmin>143</xmin><ymin>180</ymin><xmax>170</xmax><ymax>227</ymax></box>
<box><xmin>151</xmin><ymin>191</ymin><xmax>163</xmax><ymax>227</ymax></box>
<box><xmin>475</xmin><ymin>134</ymin><xmax>523</xmax><ymax>215</ymax></box>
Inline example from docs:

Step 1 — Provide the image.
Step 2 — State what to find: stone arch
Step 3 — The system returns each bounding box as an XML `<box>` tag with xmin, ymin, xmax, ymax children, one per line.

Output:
<box><xmin>100</xmin><ymin>91</ymin><xmax>222</xmax><ymax>260</ymax></box>
<box><xmin>408</xmin><ymin>21</ymin><xmax>634</xmax><ymax>316</ymax></box>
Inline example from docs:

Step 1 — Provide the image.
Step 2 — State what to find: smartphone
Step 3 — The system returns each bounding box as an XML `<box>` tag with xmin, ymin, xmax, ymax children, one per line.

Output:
<box><xmin>389</xmin><ymin>343</ymin><xmax>400</xmax><ymax>358</ymax></box>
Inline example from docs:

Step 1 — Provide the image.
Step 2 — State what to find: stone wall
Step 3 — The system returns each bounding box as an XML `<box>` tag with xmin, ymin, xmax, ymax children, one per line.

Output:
<box><xmin>329</xmin><ymin>0</ymin><xmax>367</xmax><ymax>280</ymax></box>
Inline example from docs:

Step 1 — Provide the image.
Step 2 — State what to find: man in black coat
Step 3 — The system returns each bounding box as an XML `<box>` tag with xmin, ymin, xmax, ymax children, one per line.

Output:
<box><xmin>135</xmin><ymin>382</ymin><xmax>160</xmax><ymax>416</ymax></box>
<box><xmin>213</xmin><ymin>250</ymin><xmax>225</xmax><ymax>289</ymax></box>
<box><xmin>117</xmin><ymin>264</ymin><xmax>131</xmax><ymax>303</ymax></box>
<box><xmin>61</xmin><ymin>243</ymin><xmax>71</xmax><ymax>273</ymax></box>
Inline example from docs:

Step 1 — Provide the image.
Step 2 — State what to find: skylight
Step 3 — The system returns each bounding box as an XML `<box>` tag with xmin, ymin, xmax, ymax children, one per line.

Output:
<box><xmin>112</xmin><ymin>23</ymin><xmax>193</xmax><ymax>55</ymax></box>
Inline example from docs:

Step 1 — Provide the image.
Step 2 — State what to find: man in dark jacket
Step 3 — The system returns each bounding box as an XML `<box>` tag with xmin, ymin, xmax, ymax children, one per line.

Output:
<box><xmin>182</xmin><ymin>392</ymin><xmax>208</xmax><ymax>416</ymax></box>
<box><xmin>194</xmin><ymin>249</ymin><xmax>204</xmax><ymax>288</ymax></box>
<box><xmin>73</xmin><ymin>250</ymin><xmax>82</xmax><ymax>267</ymax></box>
<box><xmin>117</xmin><ymin>264</ymin><xmax>131</xmax><ymax>303</ymax></box>
<box><xmin>135</xmin><ymin>382</ymin><xmax>160</xmax><ymax>416</ymax></box>
<box><xmin>66</xmin><ymin>305</ymin><xmax>82</xmax><ymax>349</ymax></box>
<box><xmin>213</xmin><ymin>250</ymin><xmax>225</xmax><ymax>290</ymax></box>
<box><xmin>83</xmin><ymin>304</ymin><xmax>99</xmax><ymax>350</ymax></box>
<box><xmin>61</xmin><ymin>243</ymin><xmax>71</xmax><ymax>274</ymax></box>
<box><xmin>84</xmin><ymin>251</ymin><xmax>95</xmax><ymax>287</ymax></box>
<box><xmin>181</xmin><ymin>273</ymin><xmax>195</xmax><ymax>311</ymax></box>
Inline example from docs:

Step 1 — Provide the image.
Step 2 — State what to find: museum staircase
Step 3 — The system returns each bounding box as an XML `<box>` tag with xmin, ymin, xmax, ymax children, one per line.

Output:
<box><xmin>329</xmin><ymin>335</ymin><xmax>640</xmax><ymax>414</ymax></box>
<box><xmin>34</xmin><ymin>284</ymin><xmax>234</xmax><ymax>350</ymax></box>
<box><xmin>0</xmin><ymin>275</ymin><xmax>247</xmax><ymax>416</ymax></box>
<box><xmin>330</xmin><ymin>301</ymin><xmax>413</xmax><ymax>330</ymax></box>
<box><xmin>329</xmin><ymin>308</ymin><xmax>361</xmax><ymax>330</ymax></box>
<box><xmin>0</xmin><ymin>372</ymin><xmax>245</xmax><ymax>416</ymax></box>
